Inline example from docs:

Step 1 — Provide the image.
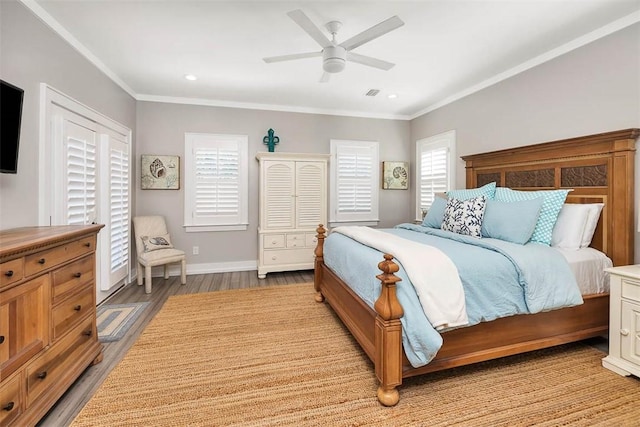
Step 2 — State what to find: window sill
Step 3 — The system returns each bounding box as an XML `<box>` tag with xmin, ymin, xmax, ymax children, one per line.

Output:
<box><xmin>184</xmin><ymin>224</ymin><xmax>248</xmax><ymax>233</ymax></box>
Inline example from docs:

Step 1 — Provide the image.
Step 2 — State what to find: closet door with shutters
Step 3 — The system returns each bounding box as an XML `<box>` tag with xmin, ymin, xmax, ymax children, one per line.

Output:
<box><xmin>295</xmin><ymin>162</ymin><xmax>325</xmax><ymax>229</ymax></box>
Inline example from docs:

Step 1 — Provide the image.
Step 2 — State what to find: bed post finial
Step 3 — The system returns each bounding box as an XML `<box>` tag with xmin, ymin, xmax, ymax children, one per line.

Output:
<box><xmin>314</xmin><ymin>224</ymin><xmax>327</xmax><ymax>302</ymax></box>
<box><xmin>374</xmin><ymin>253</ymin><xmax>404</xmax><ymax>406</ymax></box>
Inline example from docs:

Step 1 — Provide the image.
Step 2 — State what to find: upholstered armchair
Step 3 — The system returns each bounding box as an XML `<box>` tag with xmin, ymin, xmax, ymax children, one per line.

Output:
<box><xmin>132</xmin><ymin>215</ymin><xmax>187</xmax><ymax>293</ymax></box>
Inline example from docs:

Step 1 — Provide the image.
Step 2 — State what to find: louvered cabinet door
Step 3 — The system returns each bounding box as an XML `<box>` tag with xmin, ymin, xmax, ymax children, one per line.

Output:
<box><xmin>295</xmin><ymin>162</ymin><xmax>326</xmax><ymax>228</ymax></box>
<box><xmin>263</xmin><ymin>161</ymin><xmax>296</xmax><ymax>230</ymax></box>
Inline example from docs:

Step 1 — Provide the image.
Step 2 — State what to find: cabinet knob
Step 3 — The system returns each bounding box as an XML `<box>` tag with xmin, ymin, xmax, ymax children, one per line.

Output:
<box><xmin>271</xmin><ymin>240</ymin><xmax>277</xmax><ymax>244</ymax></box>
<box><xmin>74</xmin><ymin>272</ymin><xmax>82</xmax><ymax>278</ymax></box>
<box><xmin>37</xmin><ymin>371</ymin><xmax>47</xmax><ymax>380</ymax></box>
<box><xmin>620</xmin><ymin>329</ymin><xmax>630</xmax><ymax>336</ymax></box>
<box><xmin>84</xmin><ymin>242</ymin><xmax>91</xmax><ymax>247</ymax></box>
<box><xmin>74</xmin><ymin>305</ymin><xmax>82</xmax><ymax>311</ymax></box>
<box><xmin>4</xmin><ymin>270</ymin><xmax>13</xmax><ymax>277</ymax></box>
<box><xmin>38</xmin><ymin>258</ymin><xmax>46</xmax><ymax>265</ymax></box>
<box><xmin>2</xmin><ymin>402</ymin><xmax>14</xmax><ymax>412</ymax></box>
<box><xmin>82</xmin><ymin>330</ymin><xmax>93</xmax><ymax>337</ymax></box>
<box><xmin>0</xmin><ymin>335</ymin><xmax>4</xmax><ymax>344</ymax></box>
<box><xmin>271</xmin><ymin>256</ymin><xmax>277</xmax><ymax>260</ymax></box>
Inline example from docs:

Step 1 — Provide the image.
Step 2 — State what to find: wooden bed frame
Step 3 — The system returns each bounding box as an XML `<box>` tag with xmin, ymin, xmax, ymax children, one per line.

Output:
<box><xmin>313</xmin><ymin>128</ymin><xmax>639</xmax><ymax>406</ymax></box>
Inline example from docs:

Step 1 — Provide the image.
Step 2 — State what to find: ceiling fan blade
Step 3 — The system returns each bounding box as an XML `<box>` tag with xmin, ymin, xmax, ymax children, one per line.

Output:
<box><xmin>263</xmin><ymin>51</ymin><xmax>322</xmax><ymax>63</ymax></box>
<box><xmin>287</xmin><ymin>9</ymin><xmax>333</xmax><ymax>49</ymax></box>
<box><xmin>347</xmin><ymin>52</ymin><xmax>395</xmax><ymax>71</ymax></box>
<box><xmin>339</xmin><ymin>16</ymin><xmax>404</xmax><ymax>51</ymax></box>
<box><xmin>319</xmin><ymin>72</ymin><xmax>331</xmax><ymax>83</ymax></box>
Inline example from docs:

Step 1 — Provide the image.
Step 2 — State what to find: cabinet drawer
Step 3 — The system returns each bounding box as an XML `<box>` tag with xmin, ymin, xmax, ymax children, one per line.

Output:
<box><xmin>0</xmin><ymin>259</ymin><xmax>23</xmax><ymax>291</ymax></box>
<box><xmin>52</xmin><ymin>284</ymin><xmax>94</xmax><ymax>341</ymax></box>
<box><xmin>24</xmin><ymin>235</ymin><xmax>95</xmax><ymax>277</ymax></box>
<box><xmin>305</xmin><ymin>233</ymin><xmax>318</xmax><ymax>248</ymax></box>
<box><xmin>286</xmin><ymin>233</ymin><xmax>305</xmax><ymax>248</ymax></box>
<box><xmin>51</xmin><ymin>255</ymin><xmax>95</xmax><ymax>305</ymax></box>
<box><xmin>0</xmin><ymin>373</ymin><xmax>23</xmax><ymax>426</ymax></box>
<box><xmin>622</xmin><ymin>278</ymin><xmax>640</xmax><ymax>303</ymax></box>
<box><xmin>26</xmin><ymin>315</ymin><xmax>96</xmax><ymax>406</ymax></box>
<box><xmin>263</xmin><ymin>234</ymin><xmax>285</xmax><ymax>249</ymax></box>
<box><xmin>263</xmin><ymin>248</ymin><xmax>315</xmax><ymax>266</ymax></box>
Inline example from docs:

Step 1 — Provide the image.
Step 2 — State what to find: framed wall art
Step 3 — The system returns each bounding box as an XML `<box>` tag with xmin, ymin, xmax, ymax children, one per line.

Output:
<box><xmin>382</xmin><ymin>161</ymin><xmax>409</xmax><ymax>190</ymax></box>
<box><xmin>141</xmin><ymin>155</ymin><xmax>180</xmax><ymax>189</ymax></box>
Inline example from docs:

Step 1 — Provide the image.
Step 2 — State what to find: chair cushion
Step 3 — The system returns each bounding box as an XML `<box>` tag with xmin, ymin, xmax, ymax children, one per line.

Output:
<box><xmin>138</xmin><ymin>248</ymin><xmax>186</xmax><ymax>265</ymax></box>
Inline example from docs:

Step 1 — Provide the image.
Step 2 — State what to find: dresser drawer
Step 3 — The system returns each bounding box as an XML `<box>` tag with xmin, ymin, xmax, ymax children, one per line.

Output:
<box><xmin>0</xmin><ymin>258</ymin><xmax>23</xmax><ymax>291</ymax></box>
<box><xmin>621</xmin><ymin>278</ymin><xmax>640</xmax><ymax>303</ymax></box>
<box><xmin>24</xmin><ymin>235</ymin><xmax>95</xmax><ymax>277</ymax></box>
<box><xmin>263</xmin><ymin>234</ymin><xmax>285</xmax><ymax>249</ymax></box>
<box><xmin>305</xmin><ymin>233</ymin><xmax>318</xmax><ymax>248</ymax></box>
<box><xmin>0</xmin><ymin>373</ymin><xmax>23</xmax><ymax>426</ymax></box>
<box><xmin>263</xmin><ymin>248</ymin><xmax>315</xmax><ymax>266</ymax></box>
<box><xmin>51</xmin><ymin>255</ymin><xmax>95</xmax><ymax>305</ymax></box>
<box><xmin>26</xmin><ymin>316</ymin><xmax>96</xmax><ymax>406</ymax></box>
<box><xmin>52</xmin><ymin>284</ymin><xmax>94</xmax><ymax>341</ymax></box>
<box><xmin>286</xmin><ymin>233</ymin><xmax>305</xmax><ymax>248</ymax></box>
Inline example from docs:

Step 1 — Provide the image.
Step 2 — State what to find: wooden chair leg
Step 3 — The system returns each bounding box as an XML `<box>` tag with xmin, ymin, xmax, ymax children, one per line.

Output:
<box><xmin>180</xmin><ymin>258</ymin><xmax>186</xmax><ymax>285</ymax></box>
<box><xmin>145</xmin><ymin>266</ymin><xmax>152</xmax><ymax>294</ymax></box>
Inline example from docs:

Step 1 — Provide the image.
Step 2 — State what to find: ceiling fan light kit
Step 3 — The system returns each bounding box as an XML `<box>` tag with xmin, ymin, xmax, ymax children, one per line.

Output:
<box><xmin>263</xmin><ymin>9</ymin><xmax>404</xmax><ymax>81</ymax></box>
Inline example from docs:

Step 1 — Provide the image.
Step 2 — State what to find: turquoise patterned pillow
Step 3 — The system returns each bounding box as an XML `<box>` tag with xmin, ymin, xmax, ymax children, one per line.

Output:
<box><xmin>447</xmin><ymin>182</ymin><xmax>496</xmax><ymax>200</ymax></box>
<box><xmin>441</xmin><ymin>196</ymin><xmax>487</xmax><ymax>238</ymax></box>
<box><xmin>494</xmin><ymin>187</ymin><xmax>570</xmax><ymax>245</ymax></box>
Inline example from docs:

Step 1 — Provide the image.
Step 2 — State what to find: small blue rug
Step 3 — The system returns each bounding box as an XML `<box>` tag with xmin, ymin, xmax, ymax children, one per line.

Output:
<box><xmin>96</xmin><ymin>302</ymin><xmax>150</xmax><ymax>342</ymax></box>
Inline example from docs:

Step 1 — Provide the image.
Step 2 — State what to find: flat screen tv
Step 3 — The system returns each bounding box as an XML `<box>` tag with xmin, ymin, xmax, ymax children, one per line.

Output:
<box><xmin>1</xmin><ymin>80</ymin><xmax>24</xmax><ymax>174</ymax></box>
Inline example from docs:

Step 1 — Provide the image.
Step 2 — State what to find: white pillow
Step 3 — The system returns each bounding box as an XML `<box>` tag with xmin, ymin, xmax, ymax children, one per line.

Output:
<box><xmin>551</xmin><ymin>204</ymin><xmax>591</xmax><ymax>250</ymax></box>
<box><xmin>580</xmin><ymin>203</ymin><xmax>604</xmax><ymax>248</ymax></box>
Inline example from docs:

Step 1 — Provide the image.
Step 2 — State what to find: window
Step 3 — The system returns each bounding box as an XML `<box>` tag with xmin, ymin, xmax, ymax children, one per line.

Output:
<box><xmin>184</xmin><ymin>133</ymin><xmax>248</xmax><ymax>232</ymax></box>
<box><xmin>416</xmin><ymin>130</ymin><xmax>456</xmax><ymax>221</ymax></box>
<box><xmin>329</xmin><ymin>139</ymin><xmax>379</xmax><ymax>225</ymax></box>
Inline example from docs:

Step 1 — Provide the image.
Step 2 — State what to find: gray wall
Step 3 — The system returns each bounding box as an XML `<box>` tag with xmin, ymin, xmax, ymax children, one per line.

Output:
<box><xmin>0</xmin><ymin>1</ymin><xmax>136</xmax><ymax>229</ymax></box>
<box><xmin>411</xmin><ymin>23</ymin><xmax>640</xmax><ymax>262</ymax></box>
<box><xmin>136</xmin><ymin>102</ymin><xmax>411</xmax><ymax>268</ymax></box>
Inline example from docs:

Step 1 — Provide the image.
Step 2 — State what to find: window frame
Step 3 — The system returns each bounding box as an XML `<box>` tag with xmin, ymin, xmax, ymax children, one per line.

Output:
<box><xmin>183</xmin><ymin>133</ymin><xmax>249</xmax><ymax>232</ymax></box>
<box><xmin>415</xmin><ymin>130</ymin><xmax>456</xmax><ymax>222</ymax></box>
<box><xmin>329</xmin><ymin>139</ymin><xmax>379</xmax><ymax>227</ymax></box>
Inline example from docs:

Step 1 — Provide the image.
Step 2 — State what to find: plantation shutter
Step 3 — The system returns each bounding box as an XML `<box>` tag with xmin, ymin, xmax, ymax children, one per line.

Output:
<box><xmin>419</xmin><ymin>145</ymin><xmax>448</xmax><ymax>209</ymax></box>
<box><xmin>295</xmin><ymin>162</ymin><xmax>324</xmax><ymax>228</ymax></box>
<box><xmin>65</xmin><ymin>121</ymin><xmax>97</xmax><ymax>226</ymax></box>
<box><xmin>185</xmin><ymin>134</ymin><xmax>249</xmax><ymax>229</ymax></box>
<box><xmin>106</xmin><ymin>135</ymin><xmax>130</xmax><ymax>288</ymax></box>
<box><xmin>330</xmin><ymin>140</ymin><xmax>379</xmax><ymax>224</ymax></box>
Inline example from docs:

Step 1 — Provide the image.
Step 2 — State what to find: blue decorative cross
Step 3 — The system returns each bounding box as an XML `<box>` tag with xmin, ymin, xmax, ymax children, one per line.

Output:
<box><xmin>263</xmin><ymin>128</ymin><xmax>280</xmax><ymax>152</ymax></box>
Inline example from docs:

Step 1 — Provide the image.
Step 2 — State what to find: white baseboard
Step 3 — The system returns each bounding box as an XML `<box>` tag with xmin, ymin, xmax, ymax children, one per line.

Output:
<box><xmin>132</xmin><ymin>260</ymin><xmax>258</xmax><ymax>280</ymax></box>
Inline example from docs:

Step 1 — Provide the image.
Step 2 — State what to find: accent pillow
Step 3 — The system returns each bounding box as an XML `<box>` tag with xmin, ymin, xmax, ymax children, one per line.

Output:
<box><xmin>441</xmin><ymin>196</ymin><xmax>487</xmax><ymax>238</ymax></box>
<box><xmin>580</xmin><ymin>203</ymin><xmax>604</xmax><ymax>248</ymax></box>
<box><xmin>447</xmin><ymin>182</ymin><xmax>496</xmax><ymax>201</ymax></box>
<box><xmin>481</xmin><ymin>198</ymin><xmax>544</xmax><ymax>244</ymax></box>
<box><xmin>141</xmin><ymin>234</ymin><xmax>174</xmax><ymax>252</ymax></box>
<box><xmin>422</xmin><ymin>196</ymin><xmax>447</xmax><ymax>228</ymax></box>
<box><xmin>551</xmin><ymin>204</ymin><xmax>591</xmax><ymax>250</ymax></box>
<box><xmin>494</xmin><ymin>187</ymin><xmax>570</xmax><ymax>246</ymax></box>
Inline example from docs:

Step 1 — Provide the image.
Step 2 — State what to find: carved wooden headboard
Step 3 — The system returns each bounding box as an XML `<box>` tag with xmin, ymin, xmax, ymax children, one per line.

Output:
<box><xmin>461</xmin><ymin>129</ymin><xmax>639</xmax><ymax>267</ymax></box>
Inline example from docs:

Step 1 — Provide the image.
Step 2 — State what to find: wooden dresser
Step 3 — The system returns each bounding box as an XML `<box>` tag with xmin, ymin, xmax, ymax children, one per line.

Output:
<box><xmin>0</xmin><ymin>225</ymin><xmax>103</xmax><ymax>427</ymax></box>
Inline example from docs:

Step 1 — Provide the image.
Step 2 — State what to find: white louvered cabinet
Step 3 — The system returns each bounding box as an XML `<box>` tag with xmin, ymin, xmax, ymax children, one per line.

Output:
<box><xmin>256</xmin><ymin>153</ymin><xmax>329</xmax><ymax>278</ymax></box>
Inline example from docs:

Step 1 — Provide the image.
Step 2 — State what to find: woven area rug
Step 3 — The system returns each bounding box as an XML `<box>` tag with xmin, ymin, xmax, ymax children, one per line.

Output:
<box><xmin>96</xmin><ymin>302</ymin><xmax>150</xmax><ymax>342</ymax></box>
<box><xmin>73</xmin><ymin>284</ymin><xmax>640</xmax><ymax>426</ymax></box>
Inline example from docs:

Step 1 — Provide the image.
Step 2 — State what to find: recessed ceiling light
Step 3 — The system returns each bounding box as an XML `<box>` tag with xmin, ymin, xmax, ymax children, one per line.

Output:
<box><xmin>184</xmin><ymin>74</ymin><xmax>197</xmax><ymax>81</ymax></box>
<box><xmin>388</xmin><ymin>94</ymin><xmax>398</xmax><ymax>99</ymax></box>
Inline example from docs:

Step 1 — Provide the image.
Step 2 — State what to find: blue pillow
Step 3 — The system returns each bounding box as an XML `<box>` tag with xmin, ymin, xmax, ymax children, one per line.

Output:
<box><xmin>422</xmin><ymin>196</ymin><xmax>447</xmax><ymax>228</ymax></box>
<box><xmin>494</xmin><ymin>187</ymin><xmax>570</xmax><ymax>246</ymax></box>
<box><xmin>447</xmin><ymin>182</ymin><xmax>496</xmax><ymax>200</ymax></box>
<box><xmin>481</xmin><ymin>198</ymin><xmax>544</xmax><ymax>244</ymax></box>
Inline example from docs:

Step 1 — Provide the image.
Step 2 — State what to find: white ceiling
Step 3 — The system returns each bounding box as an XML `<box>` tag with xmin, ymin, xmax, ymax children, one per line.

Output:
<box><xmin>29</xmin><ymin>0</ymin><xmax>640</xmax><ymax>120</ymax></box>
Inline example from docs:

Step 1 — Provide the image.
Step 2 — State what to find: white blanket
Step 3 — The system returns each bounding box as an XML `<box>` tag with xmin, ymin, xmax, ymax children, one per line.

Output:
<box><xmin>333</xmin><ymin>226</ymin><xmax>468</xmax><ymax>330</ymax></box>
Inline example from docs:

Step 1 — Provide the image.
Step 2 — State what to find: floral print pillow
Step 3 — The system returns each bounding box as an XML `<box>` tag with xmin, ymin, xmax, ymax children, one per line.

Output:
<box><xmin>441</xmin><ymin>196</ymin><xmax>487</xmax><ymax>238</ymax></box>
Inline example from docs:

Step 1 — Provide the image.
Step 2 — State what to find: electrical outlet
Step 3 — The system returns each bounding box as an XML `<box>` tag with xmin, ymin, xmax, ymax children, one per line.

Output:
<box><xmin>192</xmin><ymin>246</ymin><xmax>199</xmax><ymax>255</ymax></box>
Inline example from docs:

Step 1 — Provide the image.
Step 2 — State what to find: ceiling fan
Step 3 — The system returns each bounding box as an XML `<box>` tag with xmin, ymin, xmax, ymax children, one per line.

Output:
<box><xmin>263</xmin><ymin>9</ymin><xmax>404</xmax><ymax>82</ymax></box>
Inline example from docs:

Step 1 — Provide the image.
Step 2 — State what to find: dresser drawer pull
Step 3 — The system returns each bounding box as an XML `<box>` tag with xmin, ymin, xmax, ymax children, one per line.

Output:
<box><xmin>37</xmin><ymin>371</ymin><xmax>47</xmax><ymax>380</ymax></box>
<box><xmin>0</xmin><ymin>335</ymin><xmax>4</xmax><ymax>344</ymax></box>
<box><xmin>2</xmin><ymin>402</ymin><xmax>14</xmax><ymax>412</ymax></box>
<box><xmin>620</xmin><ymin>329</ymin><xmax>630</xmax><ymax>336</ymax></box>
<box><xmin>74</xmin><ymin>272</ymin><xmax>82</xmax><ymax>278</ymax></box>
<box><xmin>38</xmin><ymin>258</ymin><xmax>46</xmax><ymax>265</ymax></box>
<box><xmin>74</xmin><ymin>305</ymin><xmax>82</xmax><ymax>311</ymax></box>
<box><xmin>84</xmin><ymin>242</ymin><xmax>91</xmax><ymax>247</ymax></box>
<box><xmin>4</xmin><ymin>270</ymin><xmax>13</xmax><ymax>277</ymax></box>
<box><xmin>82</xmin><ymin>330</ymin><xmax>93</xmax><ymax>337</ymax></box>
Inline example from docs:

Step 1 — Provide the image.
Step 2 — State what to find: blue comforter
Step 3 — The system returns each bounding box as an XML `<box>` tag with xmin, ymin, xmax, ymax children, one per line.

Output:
<box><xmin>322</xmin><ymin>223</ymin><xmax>583</xmax><ymax>368</ymax></box>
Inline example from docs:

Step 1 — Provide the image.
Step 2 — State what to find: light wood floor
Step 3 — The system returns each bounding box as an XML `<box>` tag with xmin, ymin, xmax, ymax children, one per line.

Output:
<box><xmin>37</xmin><ymin>269</ymin><xmax>314</xmax><ymax>427</ymax></box>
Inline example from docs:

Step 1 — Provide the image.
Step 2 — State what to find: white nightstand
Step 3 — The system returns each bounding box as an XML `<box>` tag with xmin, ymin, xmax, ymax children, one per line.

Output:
<box><xmin>602</xmin><ymin>265</ymin><xmax>640</xmax><ymax>377</ymax></box>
